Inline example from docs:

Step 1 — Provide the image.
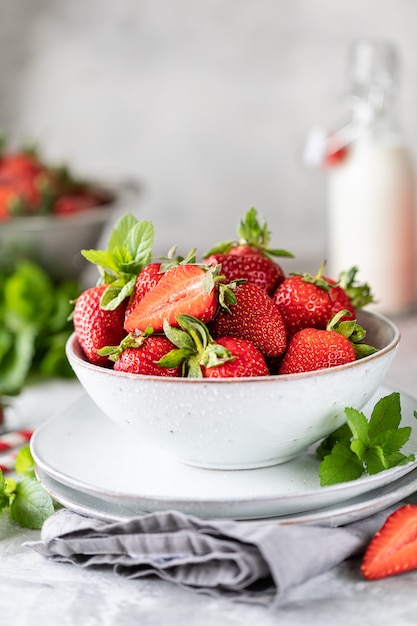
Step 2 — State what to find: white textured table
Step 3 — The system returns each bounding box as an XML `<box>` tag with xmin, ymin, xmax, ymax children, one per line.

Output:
<box><xmin>2</xmin><ymin>312</ymin><xmax>417</xmax><ymax>626</ymax></box>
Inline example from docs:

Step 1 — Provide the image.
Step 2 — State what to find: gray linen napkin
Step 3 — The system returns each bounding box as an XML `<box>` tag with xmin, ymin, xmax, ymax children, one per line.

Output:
<box><xmin>25</xmin><ymin>506</ymin><xmax>398</xmax><ymax>607</ymax></box>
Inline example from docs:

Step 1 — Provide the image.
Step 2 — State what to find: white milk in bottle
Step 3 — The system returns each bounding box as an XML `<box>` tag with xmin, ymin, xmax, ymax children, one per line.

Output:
<box><xmin>326</xmin><ymin>39</ymin><xmax>417</xmax><ymax>315</ymax></box>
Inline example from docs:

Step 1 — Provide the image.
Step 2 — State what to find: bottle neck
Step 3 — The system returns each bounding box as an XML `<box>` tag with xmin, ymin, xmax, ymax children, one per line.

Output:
<box><xmin>345</xmin><ymin>86</ymin><xmax>400</xmax><ymax>139</ymax></box>
<box><xmin>346</xmin><ymin>40</ymin><xmax>400</xmax><ymax>135</ymax></box>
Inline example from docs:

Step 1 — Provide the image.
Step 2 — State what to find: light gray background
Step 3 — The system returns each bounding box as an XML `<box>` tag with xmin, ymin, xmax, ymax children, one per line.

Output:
<box><xmin>2</xmin><ymin>0</ymin><xmax>417</xmax><ymax>269</ymax></box>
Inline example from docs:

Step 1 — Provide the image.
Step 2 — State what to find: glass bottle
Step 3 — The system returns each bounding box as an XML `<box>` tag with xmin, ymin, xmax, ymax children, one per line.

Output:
<box><xmin>326</xmin><ymin>39</ymin><xmax>417</xmax><ymax>315</ymax></box>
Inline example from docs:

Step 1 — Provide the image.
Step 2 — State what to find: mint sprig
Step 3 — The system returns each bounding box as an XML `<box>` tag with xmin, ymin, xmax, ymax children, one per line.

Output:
<box><xmin>0</xmin><ymin>445</ymin><xmax>56</xmax><ymax>529</ymax></box>
<box><xmin>0</xmin><ymin>260</ymin><xmax>80</xmax><ymax>399</ymax></box>
<box><xmin>317</xmin><ymin>392</ymin><xmax>417</xmax><ymax>486</ymax></box>
<box><xmin>81</xmin><ymin>213</ymin><xmax>154</xmax><ymax>310</ymax></box>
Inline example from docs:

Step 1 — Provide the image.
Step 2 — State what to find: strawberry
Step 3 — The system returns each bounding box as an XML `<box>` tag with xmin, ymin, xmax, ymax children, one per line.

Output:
<box><xmin>278</xmin><ymin>313</ymin><xmax>376</xmax><ymax>374</ymax></box>
<box><xmin>204</xmin><ymin>207</ymin><xmax>293</xmax><ymax>260</ymax></box>
<box><xmin>326</xmin><ymin>278</ymin><xmax>356</xmax><ymax>321</ymax></box>
<box><xmin>124</xmin><ymin>264</ymin><xmax>234</xmax><ymax>334</ymax></box>
<box><xmin>0</xmin><ymin>151</ymin><xmax>45</xmax><ymax>182</ymax></box>
<box><xmin>53</xmin><ymin>191</ymin><xmax>102</xmax><ymax>215</ymax></box>
<box><xmin>113</xmin><ymin>336</ymin><xmax>181</xmax><ymax>377</ymax></box>
<box><xmin>0</xmin><ymin>174</ymin><xmax>54</xmax><ymax>218</ymax></box>
<box><xmin>201</xmin><ymin>336</ymin><xmax>269</xmax><ymax>378</ymax></box>
<box><xmin>205</xmin><ymin>252</ymin><xmax>285</xmax><ymax>295</ymax></box>
<box><xmin>123</xmin><ymin>250</ymin><xmax>198</xmax><ymax>324</ymax></box>
<box><xmin>278</xmin><ymin>327</ymin><xmax>356</xmax><ymax>374</ymax></box>
<box><xmin>361</xmin><ymin>505</ymin><xmax>417</xmax><ymax>580</ymax></box>
<box><xmin>159</xmin><ymin>314</ymin><xmax>269</xmax><ymax>378</ymax></box>
<box><xmin>73</xmin><ymin>284</ymin><xmax>127</xmax><ymax>366</ymax></box>
<box><xmin>272</xmin><ymin>263</ymin><xmax>337</xmax><ymax>337</ymax></box>
<box><xmin>208</xmin><ymin>282</ymin><xmax>287</xmax><ymax>358</ymax></box>
<box><xmin>0</xmin><ymin>185</ymin><xmax>25</xmax><ymax>220</ymax></box>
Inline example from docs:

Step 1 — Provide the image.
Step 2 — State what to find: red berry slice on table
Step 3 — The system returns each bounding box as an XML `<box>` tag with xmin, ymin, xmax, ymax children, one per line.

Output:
<box><xmin>361</xmin><ymin>505</ymin><xmax>417</xmax><ymax>580</ymax></box>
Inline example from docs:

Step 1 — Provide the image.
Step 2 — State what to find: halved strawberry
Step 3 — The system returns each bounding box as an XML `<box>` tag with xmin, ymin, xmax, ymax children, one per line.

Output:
<box><xmin>124</xmin><ymin>264</ymin><xmax>233</xmax><ymax>334</ymax></box>
<box><xmin>361</xmin><ymin>505</ymin><xmax>417</xmax><ymax>580</ymax></box>
<box><xmin>124</xmin><ymin>263</ymin><xmax>164</xmax><ymax>322</ymax></box>
<box><xmin>209</xmin><ymin>282</ymin><xmax>287</xmax><ymax>358</ymax></box>
<box><xmin>123</xmin><ymin>249</ymin><xmax>198</xmax><ymax>324</ymax></box>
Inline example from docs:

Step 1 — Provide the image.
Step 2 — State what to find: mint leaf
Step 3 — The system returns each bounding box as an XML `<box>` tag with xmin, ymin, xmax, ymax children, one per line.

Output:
<box><xmin>82</xmin><ymin>214</ymin><xmax>154</xmax><ymax>310</ymax></box>
<box><xmin>368</xmin><ymin>391</ymin><xmax>401</xmax><ymax>438</ymax></box>
<box><xmin>317</xmin><ymin>393</ymin><xmax>415</xmax><ymax>486</ymax></box>
<box><xmin>0</xmin><ymin>471</ymin><xmax>10</xmax><ymax>511</ymax></box>
<box><xmin>3</xmin><ymin>260</ymin><xmax>54</xmax><ymax>331</ymax></box>
<box><xmin>364</xmin><ymin>445</ymin><xmax>392</xmax><ymax>474</ymax></box>
<box><xmin>9</xmin><ymin>476</ymin><xmax>55</xmax><ymax>529</ymax></box>
<box><xmin>0</xmin><ymin>260</ymin><xmax>80</xmax><ymax>396</ymax></box>
<box><xmin>107</xmin><ymin>213</ymin><xmax>139</xmax><ymax>250</ymax></box>
<box><xmin>319</xmin><ymin>440</ymin><xmax>364</xmax><ymax>486</ymax></box>
<box><xmin>345</xmin><ymin>407</ymin><xmax>370</xmax><ymax>447</ymax></box>
<box><xmin>125</xmin><ymin>221</ymin><xmax>154</xmax><ymax>267</ymax></box>
<box><xmin>371</xmin><ymin>426</ymin><xmax>412</xmax><ymax>454</ymax></box>
<box><xmin>82</xmin><ymin>214</ymin><xmax>154</xmax><ymax>279</ymax></box>
<box><xmin>0</xmin><ymin>446</ymin><xmax>57</xmax><ymax>530</ymax></box>
<box><xmin>81</xmin><ymin>249</ymin><xmax>118</xmax><ymax>275</ymax></box>
<box><xmin>0</xmin><ymin>327</ymin><xmax>36</xmax><ymax>395</ymax></box>
<box><xmin>14</xmin><ymin>445</ymin><xmax>35</xmax><ymax>477</ymax></box>
<box><xmin>316</xmin><ymin>422</ymin><xmax>352</xmax><ymax>460</ymax></box>
<box><xmin>99</xmin><ymin>276</ymin><xmax>137</xmax><ymax>311</ymax></box>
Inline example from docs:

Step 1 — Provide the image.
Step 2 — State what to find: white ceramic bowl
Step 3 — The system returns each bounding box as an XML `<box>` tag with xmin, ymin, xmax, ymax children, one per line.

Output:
<box><xmin>66</xmin><ymin>309</ymin><xmax>400</xmax><ymax>470</ymax></box>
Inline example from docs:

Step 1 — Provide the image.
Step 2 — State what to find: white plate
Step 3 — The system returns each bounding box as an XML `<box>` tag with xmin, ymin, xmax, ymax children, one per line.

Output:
<box><xmin>35</xmin><ymin>464</ymin><xmax>417</xmax><ymax>527</ymax></box>
<box><xmin>31</xmin><ymin>385</ymin><xmax>417</xmax><ymax>520</ymax></box>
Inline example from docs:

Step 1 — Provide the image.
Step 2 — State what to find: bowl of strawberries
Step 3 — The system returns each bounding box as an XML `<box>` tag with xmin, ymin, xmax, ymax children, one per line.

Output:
<box><xmin>0</xmin><ymin>138</ymin><xmax>118</xmax><ymax>280</ymax></box>
<box><xmin>66</xmin><ymin>210</ymin><xmax>400</xmax><ymax>470</ymax></box>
